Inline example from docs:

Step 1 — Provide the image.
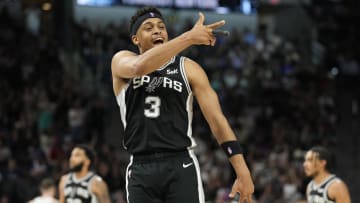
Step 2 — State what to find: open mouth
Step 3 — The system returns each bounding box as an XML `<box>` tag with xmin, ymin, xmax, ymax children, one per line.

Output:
<box><xmin>153</xmin><ymin>38</ymin><xmax>164</xmax><ymax>45</ymax></box>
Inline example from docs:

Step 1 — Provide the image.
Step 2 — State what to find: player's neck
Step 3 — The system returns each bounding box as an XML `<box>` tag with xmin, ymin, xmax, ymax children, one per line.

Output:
<box><xmin>42</xmin><ymin>191</ymin><xmax>54</xmax><ymax>197</ymax></box>
<box><xmin>313</xmin><ymin>171</ymin><xmax>331</xmax><ymax>185</ymax></box>
<box><xmin>74</xmin><ymin>169</ymin><xmax>89</xmax><ymax>179</ymax></box>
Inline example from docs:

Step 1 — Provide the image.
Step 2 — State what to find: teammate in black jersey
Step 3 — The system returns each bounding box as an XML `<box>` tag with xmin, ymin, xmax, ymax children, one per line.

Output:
<box><xmin>111</xmin><ymin>6</ymin><xmax>254</xmax><ymax>203</ymax></box>
<box><xmin>58</xmin><ymin>145</ymin><xmax>111</xmax><ymax>203</ymax></box>
<box><xmin>303</xmin><ymin>146</ymin><xmax>351</xmax><ymax>203</ymax></box>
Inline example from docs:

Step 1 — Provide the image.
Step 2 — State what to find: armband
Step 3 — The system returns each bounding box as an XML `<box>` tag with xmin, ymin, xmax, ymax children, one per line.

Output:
<box><xmin>221</xmin><ymin>141</ymin><xmax>243</xmax><ymax>157</ymax></box>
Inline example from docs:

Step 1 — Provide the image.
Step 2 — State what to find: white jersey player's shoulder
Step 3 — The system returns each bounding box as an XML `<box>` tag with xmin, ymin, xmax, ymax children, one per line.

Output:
<box><xmin>30</xmin><ymin>196</ymin><xmax>58</xmax><ymax>203</ymax></box>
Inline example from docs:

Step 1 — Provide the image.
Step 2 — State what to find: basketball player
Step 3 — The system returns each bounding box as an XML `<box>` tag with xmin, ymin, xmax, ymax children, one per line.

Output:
<box><xmin>111</xmin><ymin>6</ymin><xmax>254</xmax><ymax>203</ymax></box>
<box><xmin>29</xmin><ymin>178</ymin><xmax>58</xmax><ymax>203</ymax></box>
<box><xmin>303</xmin><ymin>146</ymin><xmax>351</xmax><ymax>203</ymax></box>
<box><xmin>58</xmin><ymin>145</ymin><xmax>111</xmax><ymax>203</ymax></box>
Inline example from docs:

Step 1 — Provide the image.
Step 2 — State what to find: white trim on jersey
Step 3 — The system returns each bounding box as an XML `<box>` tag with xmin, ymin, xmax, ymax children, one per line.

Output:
<box><xmin>187</xmin><ymin>149</ymin><xmax>205</xmax><ymax>203</ymax></box>
<box><xmin>125</xmin><ymin>155</ymin><xmax>134</xmax><ymax>203</ymax></box>
<box><xmin>116</xmin><ymin>84</ymin><xmax>129</xmax><ymax>129</ymax></box>
<box><xmin>181</xmin><ymin>56</ymin><xmax>197</xmax><ymax>148</ymax></box>
<box><xmin>117</xmin><ymin>84</ymin><xmax>129</xmax><ymax>150</ymax></box>
<box><xmin>157</xmin><ymin>56</ymin><xmax>176</xmax><ymax>71</ymax></box>
<box><xmin>179</xmin><ymin>56</ymin><xmax>191</xmax><ymax>94</ymax></box>
<box><xmin>186</xmin><ymin>93</ymin><xmax>197</xmax><ymax>148</ymax></box>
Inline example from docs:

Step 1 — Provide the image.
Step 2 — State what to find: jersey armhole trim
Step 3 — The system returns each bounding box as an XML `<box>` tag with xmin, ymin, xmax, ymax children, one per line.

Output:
<box><xmin>180</xmin><ymin>56</ymin><xmax>191</xmax><ymax>94</ymax></box>
<box><xmin>157</xmin><ymin>56</ymin><xmax>176</xmax><ymax>71</ymax></box>
<box><xmin>324</xmin><ymin>176</ymin><xmax>338</xmax><ymax>202</ymax></box>
<box><xmin>116</xmin><ymin>84</ymin><xmax>129</xmax><ymax>129</ymax></box>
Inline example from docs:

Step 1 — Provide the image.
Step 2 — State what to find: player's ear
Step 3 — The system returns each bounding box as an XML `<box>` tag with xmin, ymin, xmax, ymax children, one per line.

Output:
<box><xmin>131</xmin><ymin>35</ymin><xmax>139</xmax><ymax>45</ymax></box>
<box><xmin>318</xmin><ymin>159</ymin><xmax>327</xmax><ymax>169</ymax></box>
<box><xmin>85</xmin><ymin>158</ymin><xmax>91</xmax><ymax>168</ymax></box>
<box><xmin>320</xmin><ymin>159</ymin><xmax>327</xmax><ymax>168</ymax></box>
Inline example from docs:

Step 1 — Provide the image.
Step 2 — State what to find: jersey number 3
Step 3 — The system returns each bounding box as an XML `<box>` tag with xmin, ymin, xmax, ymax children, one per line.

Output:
<box><xmin>144</xmin><ymin>96</ymin><xmax>161</xmax><ymax>118</ymax></box>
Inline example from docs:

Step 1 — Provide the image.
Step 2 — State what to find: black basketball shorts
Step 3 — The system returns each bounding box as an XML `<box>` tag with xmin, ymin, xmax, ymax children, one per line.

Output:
<box><xmin>125</xmin><ymin>150</ymin><xmax>205</xmax><ymax>203</ymax></box>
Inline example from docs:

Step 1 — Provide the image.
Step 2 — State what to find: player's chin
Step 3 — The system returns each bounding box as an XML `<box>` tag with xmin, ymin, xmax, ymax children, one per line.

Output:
<box><xmin>153</xmin><ymin>43</ymin><xmax>163</xmax><ymax>47</ymax></box>
<box><xmin>304</xmin><ymin>170</ymin><xmax>311</xmax><ymax>176</ymax></box>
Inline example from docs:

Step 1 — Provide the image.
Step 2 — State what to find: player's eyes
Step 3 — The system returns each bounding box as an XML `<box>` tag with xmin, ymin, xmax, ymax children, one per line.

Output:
<box><xmin>144</xmin><ymin>25</ymin><xmax>153</xmax><ymax>30</ymax></box>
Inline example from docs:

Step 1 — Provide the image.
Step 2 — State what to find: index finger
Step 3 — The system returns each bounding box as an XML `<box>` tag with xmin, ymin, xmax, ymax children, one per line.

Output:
<box><xmin>206</xmin><ymin>20</ymin><xmax>226</xmax><ymax>30</ymax></box>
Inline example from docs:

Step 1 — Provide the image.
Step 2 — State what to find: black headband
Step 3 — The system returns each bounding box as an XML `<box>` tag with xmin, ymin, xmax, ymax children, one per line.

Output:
<box><xmin>130</xmin><ymin>12</ymin><xmax>164</xmax><ymax>36</ymax></box>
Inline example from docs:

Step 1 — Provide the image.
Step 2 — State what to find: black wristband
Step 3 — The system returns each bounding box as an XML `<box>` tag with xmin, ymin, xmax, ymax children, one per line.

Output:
<box><xmin>221</xmin><ymin>141</ymin><xmax>243</xmax><ymax>157</ymax></box>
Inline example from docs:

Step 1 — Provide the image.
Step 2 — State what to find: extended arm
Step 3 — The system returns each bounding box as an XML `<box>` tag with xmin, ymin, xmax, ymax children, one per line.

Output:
<box><xmin>185</xmin><ymin>58</ymin><xmax>254</xmax><ymax>203</ymax></box>
<box><xmin>111</xmin><ymin>13</ymin><xmax>225</xmax><ymax>79</ymax></box>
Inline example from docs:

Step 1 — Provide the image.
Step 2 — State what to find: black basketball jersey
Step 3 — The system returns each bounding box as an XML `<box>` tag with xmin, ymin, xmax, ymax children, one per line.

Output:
<box><xmin>116</xmin><ymin>56</ymin><xmax>196</xmax><ymax>154</ymax></box>
<box><xmin>63</xmin><ymin>172</ymin><xmax>98</xmax><ymax>203</ymax></box>
<box><xmin>307</xmin><ymin>175</ymin><xmax>338</xmax><ymax>203</ymax></box>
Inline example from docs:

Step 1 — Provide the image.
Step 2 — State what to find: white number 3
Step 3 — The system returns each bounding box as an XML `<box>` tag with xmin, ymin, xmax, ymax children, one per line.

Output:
<box><xmin>144</xmin><ymin>96</ymin><xmax>161</xmax><ymax>118</ymax></box>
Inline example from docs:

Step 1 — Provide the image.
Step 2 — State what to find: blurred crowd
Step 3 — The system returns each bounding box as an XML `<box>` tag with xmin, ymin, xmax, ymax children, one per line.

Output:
<box><xmin>0</xmin><ymin>2</ymin><xmax>359</xmax><ymax>203</ymax></box>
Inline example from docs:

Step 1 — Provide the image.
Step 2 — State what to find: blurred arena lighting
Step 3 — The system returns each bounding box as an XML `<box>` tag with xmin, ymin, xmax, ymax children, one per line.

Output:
<box><xmin>42</xmin><ymin>2</ymin><xmax>52</xmax><ymax>11</ymax></box>
<box><xmin>77</xmin><ymin>0</ymin><xmax>116</xmax><ymax>6</ymax></box>
<box><xmin>330</xmin><ymin>67</ymin><xmax>339</xmax><ymax>76</ymax></box>
<box><xmin>75</xmin><ymin>0</ymin><xmax>257</xmax><ymax>14</ymax></box>
<box><xmin>241</xmin><ymin>0</ymin><xmax>252</xmax><ymax>15</ymax></box>
<box><xmin>328</xmin><ymin>66</ymin><xmax>339</xmax><ymax>79</ymax></box>
<box><xmin>215</xmin><ymin>6</ymin><xmax>230</xmax><ymax>14</ymax></box>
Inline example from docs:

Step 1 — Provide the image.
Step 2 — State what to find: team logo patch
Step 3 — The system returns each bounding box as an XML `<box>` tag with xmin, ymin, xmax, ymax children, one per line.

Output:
<box><xmin>145</xmin><ymin>77</ymin><xmax>163</xmax><ymax>92</ymax></box>
<box><xmin>133</xmin><ymin>75</ymin><xmax>183</xmax><ymax>93</ymax></box>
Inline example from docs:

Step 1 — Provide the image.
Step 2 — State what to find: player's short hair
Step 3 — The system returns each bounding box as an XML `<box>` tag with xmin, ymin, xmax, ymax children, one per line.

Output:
<box><xmin>76</xmin><ymin>144</ymin><xmax>96</xmax><ymax>168</ymax></box>
<box><xmin>40</xmin><ymin>178</ymin><xmax>55</xmax><ymax>191</ymax></box>
<box><xmin>310</xmin><ymin>146</ymin><xmax>336</xmax><ymax>172</ymax></box>
<box><xmin>129</xmin><ymin>6</ymin><xmax>164</xmax><ymax>36</ymax></box>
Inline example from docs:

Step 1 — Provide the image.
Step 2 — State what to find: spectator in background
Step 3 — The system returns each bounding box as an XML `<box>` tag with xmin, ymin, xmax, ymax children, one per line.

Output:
<box><xmin>68</xmin><ymin>98</ymin><xmax>86</xmax><ymax>143</ymax></box>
